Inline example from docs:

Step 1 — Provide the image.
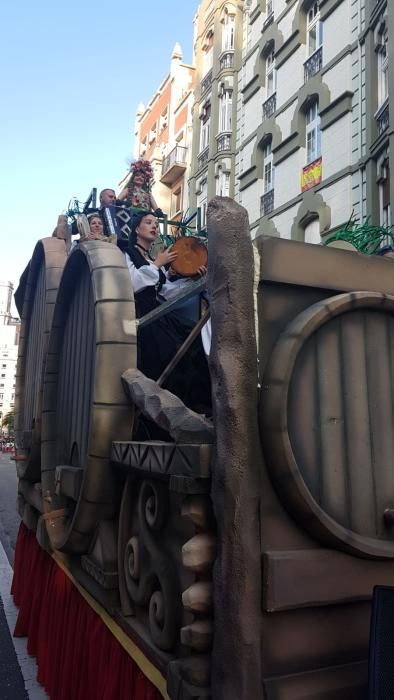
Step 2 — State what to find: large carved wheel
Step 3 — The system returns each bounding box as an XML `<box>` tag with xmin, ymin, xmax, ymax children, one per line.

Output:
<box><xmin>14</xmin><ymin>238</ymin><xmax>67</xmax><ymax>482</ymax></box>
<box><xmin>41</xmin><ymin>241</ymin><xmax>136</xmax><ymax>553</ymax></box>
<box><xmin>260</xmin><ymin>291</ymin><xmax>394</xmax><ymax>559</ymax></box>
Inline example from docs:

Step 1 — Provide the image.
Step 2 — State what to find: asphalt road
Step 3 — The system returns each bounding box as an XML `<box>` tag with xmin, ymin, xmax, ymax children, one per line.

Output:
<box><xmin>0</xmin><ymin>452</ymin><xmax>20</xmax><ymax>566</ymax></box>
<box><xmin>0</xmin><ymin>452</ymin><xmax>31</xmax><ymax>699</ymax></box>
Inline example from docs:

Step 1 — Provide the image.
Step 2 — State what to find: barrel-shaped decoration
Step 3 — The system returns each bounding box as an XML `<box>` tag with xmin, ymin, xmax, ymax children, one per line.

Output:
<box><xmin>41</xmin><ymin>241</ymin><xmax>136</xmax><ymax>553</ymax></box>
<box><xmin>14</xmin><ymin>238</ymin><xmax>67</xmax><ymax>482</ymax></box>
<box><xmin>260</xmin><ymin>291</ymin><xmax>394</xmax><ymax>559</ymax></box>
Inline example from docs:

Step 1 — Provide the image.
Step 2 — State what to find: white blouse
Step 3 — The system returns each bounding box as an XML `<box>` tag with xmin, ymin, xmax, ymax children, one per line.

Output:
<box><xmin>124</xmin><ymin>252</ymin><xmax>164</xmax><ymax>293</ymax></box>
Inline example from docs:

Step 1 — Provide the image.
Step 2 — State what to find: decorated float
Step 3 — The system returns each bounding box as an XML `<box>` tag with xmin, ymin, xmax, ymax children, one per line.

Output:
<box><xmin>11</xmin><ymin>196</ymin><xmax>394</xmax><ymax>699</ymax></box>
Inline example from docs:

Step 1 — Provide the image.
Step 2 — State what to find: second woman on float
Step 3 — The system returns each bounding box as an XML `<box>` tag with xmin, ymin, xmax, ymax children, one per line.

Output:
<box><xmin>125</xmin><ymin>211</ymin><xmax>211</xmax><ymax>413</ymax></box>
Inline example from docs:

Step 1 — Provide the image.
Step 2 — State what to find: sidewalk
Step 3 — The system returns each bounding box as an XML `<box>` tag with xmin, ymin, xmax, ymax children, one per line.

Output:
<box><xmin>0</xmin><ymin>538</ymin><xmax>47</xmax><ymax>700</ymax></box>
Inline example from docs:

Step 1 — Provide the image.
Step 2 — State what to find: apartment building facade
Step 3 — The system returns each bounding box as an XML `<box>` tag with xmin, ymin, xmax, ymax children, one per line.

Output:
<box><xmin>189</xmin><ymin>0</ymin><xmax>245</xmax><ymax>228</ymax></box>
<box><xmin>235</xmin><ymin>0</ymin><xmax>392</xmax><ymax>242</ymax></box>
<box><xmin>132</xmin><ymin>44</ymin><xmax>195</xmax><ymax>220</ymax></box>
<box><xmin>0</xmin><ymin>281</ymin><xmax>20</xmax><ymax>427</ymax></box>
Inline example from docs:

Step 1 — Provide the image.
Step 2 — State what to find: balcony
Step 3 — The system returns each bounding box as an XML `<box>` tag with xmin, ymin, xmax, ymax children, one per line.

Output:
<box><xmin>304</xmin><ymin>46</ymin><xmax>323</xmax><ymax>82</ymax></box>
<box><xmin>216</xmin><ymin>132</ymin><xmax>231</xmax><ymax>152</ymax></box>
<box><xmin>198</xmin><ymin>145</ymin><xmax>209</xmax><ymax>169</ymax></box>
<box><xmin>201</xmin><ymin>68</ymin><xmax>213</xmax><ymax>95</ymax></box>
<box><xmin>160</xmin><ymin>145</ymin><xmax>187</xmax><ymax>186</ymax></box>
<box><xmin>220</xmin><ymin>50</ymin><xmax>234</xmax><ymax>71</ymax></box>
<box><xmin>263</xmin><ymin>92</ymin><xmax>277</xmax><ymax>120</ymax></box>
<box><xmin>260</xmin><ymin>189</ymin><xmax>274</xmax><ymax>217</ymax></box>
<box><xmin>376</xmin><ymin>99</ymin><xmax>389</xmax><ymax>136</ymax></box>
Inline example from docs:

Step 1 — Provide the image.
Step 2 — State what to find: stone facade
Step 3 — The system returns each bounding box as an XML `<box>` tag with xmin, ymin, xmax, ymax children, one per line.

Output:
<box><xmin>236</xmin><ymin>0</ymin><xmax>392</xmax><ymax>241</ymax></box>
<box><xmin>130</xmin><ymin>44</ymin><xmax>195</xmax><ymax>220</ymax></box>
<box><xmin>188</xmin><ymin>1</ymin><xmax>245</xmax><ymax>229</ymax></box>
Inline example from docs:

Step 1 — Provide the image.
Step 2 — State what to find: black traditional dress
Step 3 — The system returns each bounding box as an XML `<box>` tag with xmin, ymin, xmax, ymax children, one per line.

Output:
<box><xmin>125</xmin><ymin>247</ymin><xmax>211</xmax><ymax>414</ymax></box>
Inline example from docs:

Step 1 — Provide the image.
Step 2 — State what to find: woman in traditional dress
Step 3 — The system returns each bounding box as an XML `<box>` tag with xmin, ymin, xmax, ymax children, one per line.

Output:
<box><xmin>125</xmin><ymin>211</ymin><xmax>211</xmax><ymax>413</ymax></box>
<box><xmin>118</xmin><ymin>159</ymin><xmax>162</xmax><ymax>215</ymax></box>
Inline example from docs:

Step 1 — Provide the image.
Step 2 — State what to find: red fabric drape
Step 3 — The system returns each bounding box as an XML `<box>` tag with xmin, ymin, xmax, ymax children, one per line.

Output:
<box><xmin>11</xmin><ymin>523</ymin><xmax>163</xmax><ymax>700</ymax></box>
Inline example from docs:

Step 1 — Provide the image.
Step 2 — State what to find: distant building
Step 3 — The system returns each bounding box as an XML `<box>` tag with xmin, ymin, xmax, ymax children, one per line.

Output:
<box><xmin>131</xmin><ymin>44</ymin><xmax>195</xmax><ymax>221</ymax></box>
<box><xmin>236</xmin><ymin>0</ymin><xmax>392</xmax><ymax>242</ymax></box>
<box><xmin>0</xmin><ymin>281</ymin><xmax>19</xmax><ymax>426</ymax></box>
<box><xmin>188</xmin><ymin>0</ymin><xmax>244</xmax><ymax>228</ymax></box>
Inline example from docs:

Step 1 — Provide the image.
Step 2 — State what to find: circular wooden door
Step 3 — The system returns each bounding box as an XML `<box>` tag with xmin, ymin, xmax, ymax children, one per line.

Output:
<box><xmin>41</xmin><ymin>241</ymin><xmax>136</xmax><ymax>553</ymax></box>
<box><xmin>260</xmin><ymin>291</ymin><xmax>394</xmax><ymax>559</ymax></box>
<box><xmin>14</xmin><ymin>238</ymin><xmax>67</xmax><ymax>482</ymax></box>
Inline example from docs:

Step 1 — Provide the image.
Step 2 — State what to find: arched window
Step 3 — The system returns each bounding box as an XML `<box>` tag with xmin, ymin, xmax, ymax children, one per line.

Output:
<box><xmin>200</xmin><ymin>102</ymin><xmax>211</xmax><ymax>153</ymax></box>
<box><xmin>377</xmin><ymin>154</ymin><xmax>391</xmax><ymax>228</ymax></box>
<box><xmin>266</xmin><ymin>48</ymin><xmax>276</xmax><ymax>98</ymax></box>
<box><xmin>304</xmin><ymin>1</ymin><xmax>323</xmax><ymax>81</ymax></box>
<box><xmin>305</xmin><ymin>100</ymin><xmax>321</xmax><ymax>164</ymax></box>
<box><xmin>216</xmin><ymin>166</ymin><xmax>231</xmax><ymax>197</ymax></box>
<box><xmin>304</xmin><ymin>218</ymin><xmax>320</xmax><ymax>244</ymax></box>
<box><xmin>202</xmin><ymin>30</ymin><xmax>214</xmax><ymax>76</ymax></box>
<box><xmin>262</xmin><ymin>41</ymin><xmax>277</xmax><ymax>118</ymax></box>
<box><xmin>260</xmin><ymin>138</ymin><xmax>275</xmax><ymax>216</ymax></box>
<box><xmin>222</xmin><ymin>12</ymin><xmax>235</xmax><ymax>51</ymax></box>
<box><xmin>197</xmin><ymin>179</ymin><xmax>208</xmax><ymax>229</ymax></box>
<box><xmin>377</xmin><ymin>24</ymin><xmax>389</xmax><ymax>109</ymax></box>
<box><xmin>306</xmin><ymin>2</ymin><xmax>322</xmax><ymax>57</ymax></box>
<box><xmin>218</xmin><ymin>88</ymin><xmax>232</xmax><ymax>133</ymax></box>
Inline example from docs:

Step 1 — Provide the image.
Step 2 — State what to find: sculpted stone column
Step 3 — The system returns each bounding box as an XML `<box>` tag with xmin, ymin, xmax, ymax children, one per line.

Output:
<box><xmin>207</xmin><ymin>196</ymin><xmax>262</xmax><ymax>699</ymax></box>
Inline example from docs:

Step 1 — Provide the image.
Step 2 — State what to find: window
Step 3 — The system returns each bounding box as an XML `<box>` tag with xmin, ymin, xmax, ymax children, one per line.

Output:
<box><xmin>172</xmin><ymin>188</ymin><xmax>182</xmax><ymax>215</ymax></box>
<box><xmin>378</xmin><ymin>157</ymin><xmax>391</xmax><ymax>227</ymax></box>
<box><xmin>160</xmin><ymin>107</ymin><xmax>168</xmax><ymax>131</ymax></box>
<box><xmin>304</xmin><ymin>218</ymin><xmax>321</xmax><ymax>244</ymax></box>
<box><xmin>203</xmin><ymin>31</ymin><xmax>214</xmax><ymax>75</ymax></box>
<box><xmin>263</xmin><ymin>141</ymin><xmax>274</xmax><ymax>193</ymax></box>
<box><xmin>0</xmin><ymin>374</ymin><xmax>5</xmax><ymax>378</ymax></box>
<box><xmin>378</xmin><ymin>26</ymin><xmax>389</xmax><ymax>108</ymax></box>
<box><xmin>1</xmin><ymin>365</ymin><xmax>5</xmax><ymax>369</ymax></box>
<box><xmin>265</xmin><ymin>49</ymin><xmax>276</xmax><ymax>98</ymax></box>
<box><xmin>218</xmin><ymin>89</ymin><xmax>232</xmax><ymax>132</ymax></box>
<box><xmin>260</xmin><ymin>139</ymin><xmax>275</xmax><ymax>216</ymax></box>
<box><xmin>197</xmin><ymin>179</ymin><xmax>208</xmax><ymax>229</ymax></box>
<box><xmin>306</xmin><ymin>2</ymin><xmax>322</xmax><ymax>57</ymax></box>
<box><xmin>200</xmin><ymin>103</ymin><xmax>211</xmax><ymax>152</ymax></box>
<box><xmin>306</xmin><ymin>101</ymin><xmax>321</xmax><ymax>163</ymax></box>
<box><xmin>222</xmin><ymin>13</ymin><xmax>235</xmax><ymax>51</ymax></box>
<box><xmin>216</xmin><ymin>168</ymin><xmax>230</xmax><ymax>197</ymax></box>
<box><xmin>0</xmin><ymin>395</ymin><xmax>3</xmax><ymax>400</ymax></box>
<box><xmin>266</xmin><ymin>0</ymin><xmax>274</xmax><ymax>18</ymax></box>
<box><xmin>140</xmin><ymin>137</ymin><xmax>147</xmax><ymax>156</ymax></box>
<box><xmin>149</xmin><ymin>122</ymin><xmax>157</xmax><ymax>144</ymax></box>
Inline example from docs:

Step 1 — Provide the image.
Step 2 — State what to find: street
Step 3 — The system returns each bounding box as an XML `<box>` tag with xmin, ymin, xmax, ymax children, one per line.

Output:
<box><xmin>0</xmin><ymin>453</ymin><xmax>46</xmax><ymax>699</ymax></box>
<box><xmin>0</xmin><ymin>451</ymin><xmax>20</xmax><ymax>565</ymax></box>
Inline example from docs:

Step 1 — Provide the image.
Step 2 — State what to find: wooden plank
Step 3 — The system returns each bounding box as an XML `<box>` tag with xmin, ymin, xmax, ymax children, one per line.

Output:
<box><xmin>263</xmin><ymin>549</ymin><xmax>394</xmax><ymax>611</ymax></box>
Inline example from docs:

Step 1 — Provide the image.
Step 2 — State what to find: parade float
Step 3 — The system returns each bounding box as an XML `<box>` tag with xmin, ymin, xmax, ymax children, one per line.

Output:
<box><xmin>11</xmin><ymin>195</ymin><xmax>394</xmax><ymax>699</ymax></box>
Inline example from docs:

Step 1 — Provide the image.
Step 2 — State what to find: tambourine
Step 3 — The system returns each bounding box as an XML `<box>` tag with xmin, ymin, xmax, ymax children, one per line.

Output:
<box><xmin>170</xmin><ymin>236</ymin><xmax>208</xmax><ymax>277</ymax></box>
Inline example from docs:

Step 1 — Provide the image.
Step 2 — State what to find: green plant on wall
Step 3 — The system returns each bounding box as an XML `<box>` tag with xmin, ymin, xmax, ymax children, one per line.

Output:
<box><xmin>324</xmin><ymin>215</ymin><xmax>394</xmax><ymax>254</ymax></box>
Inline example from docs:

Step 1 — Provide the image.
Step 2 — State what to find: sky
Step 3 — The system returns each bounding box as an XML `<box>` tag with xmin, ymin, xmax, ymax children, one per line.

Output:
<box><xmin>0</xmin><ymin>0</ymin><xmax>198</xmax><ymax>296</ymax></box>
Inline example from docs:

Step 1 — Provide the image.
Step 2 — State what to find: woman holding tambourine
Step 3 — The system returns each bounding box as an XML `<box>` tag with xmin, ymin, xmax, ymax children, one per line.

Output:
<box><xmin>124</xmin><ymin>210</ymin><xmax>210</xmax><ymax>413</ymax></box>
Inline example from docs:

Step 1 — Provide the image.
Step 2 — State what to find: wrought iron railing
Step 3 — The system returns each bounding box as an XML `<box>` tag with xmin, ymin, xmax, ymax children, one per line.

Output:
<box><xmin>376</xmin><ymin>100</ymin><xmax>389</xmax><ymax>136</ymax></box>
<box><xmin>201</xmin><ymin>68</ymin><xmax>213</xmax><ymax>94</ymax></box>
<box><xmin>260</xmin><ymin>189</ymin><xmax>274</xmax><ymax>217</ymax></box>
<box><xmin>220</xmin><ymin>51</ymin><xmax>234</xmax><ymax>71</ymax></box>
<box><xmin>217</xmin><ymin>133</ymin><xmax>231</xmax><ymax>152</ymax></box>
<box><xmin>161</xmin><ymin>145</ymin><xmax>187</xmax><ymax>177</ymax></box>
<box><xmin>263</xmin><ymin>92</ymin><xmax>277</xmax><ymax>120</ymax></box>
<box><xmin>304</xmin><ymin>46</ymin><xmax>323</xmax><ymax>82</ymax></box>
<box><xmin>198</xmin><ymin>145</ymin><xmax>209</xmax><ymax>168</ymax></box>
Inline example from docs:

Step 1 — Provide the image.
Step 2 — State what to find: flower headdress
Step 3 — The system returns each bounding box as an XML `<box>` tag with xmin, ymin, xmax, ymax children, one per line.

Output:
<box><xmin>129</xmin><ymin>159</ymin><xmax>154</xmax><ymax>191</ymax></box>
